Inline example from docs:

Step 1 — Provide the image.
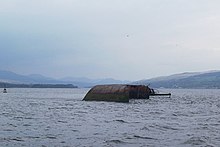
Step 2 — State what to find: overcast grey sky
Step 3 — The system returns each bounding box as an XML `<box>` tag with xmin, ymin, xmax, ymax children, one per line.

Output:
<box><xmin>1</xmin><ymin>0</ymin><xmax>220</xmax><ymax>80</ymax></box>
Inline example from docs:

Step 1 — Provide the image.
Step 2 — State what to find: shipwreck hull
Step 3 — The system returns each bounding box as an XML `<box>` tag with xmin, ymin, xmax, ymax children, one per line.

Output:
<box><xmin>83</xmin><ymin>84</ymin><xmax>151</xmax><ymax>103</ymax></box>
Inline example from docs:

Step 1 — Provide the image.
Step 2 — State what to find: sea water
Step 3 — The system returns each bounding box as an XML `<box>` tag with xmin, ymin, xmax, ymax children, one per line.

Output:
<box><xmin>0</xmin><ymin>88</ymin><xmax>220</xmax><ymax>147</ymax></box>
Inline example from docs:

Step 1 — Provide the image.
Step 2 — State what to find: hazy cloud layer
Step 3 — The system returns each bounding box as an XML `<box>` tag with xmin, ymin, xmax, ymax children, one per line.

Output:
<box><xmin>1</xmin><ymin>0</ymin><xmax>220</xmax><ymax>80</ymax></box>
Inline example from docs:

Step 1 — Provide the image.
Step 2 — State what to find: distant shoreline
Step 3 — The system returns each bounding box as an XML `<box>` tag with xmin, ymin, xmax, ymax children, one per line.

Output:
<box><xmin>0</xmin><ymin>83</ymin><xmax>78</xmax><ymax>88</ymax></box>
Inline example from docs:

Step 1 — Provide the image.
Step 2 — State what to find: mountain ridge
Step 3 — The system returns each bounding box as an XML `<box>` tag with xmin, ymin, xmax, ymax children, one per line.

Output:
<box><xmin>0</xmin><ymin>70</ymin><xmax>130</xmax><ymax>88</ymax></box>
<box><xmin>134</xmin><ymin>70</ymin><xmax>220</xmax><ymax>89</ymax></box>
<box><xmin>1</xmin><ymin>70</ymin><xmax>220</xmax><ymax>89</ymax></box>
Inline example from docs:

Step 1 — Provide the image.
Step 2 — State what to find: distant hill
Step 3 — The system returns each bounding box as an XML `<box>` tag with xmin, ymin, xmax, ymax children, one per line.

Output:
<box><xmin>0</xmin><ymin>70</ymin><xmax>130</xmax><ymax>88</ymax></box>
<box><xmin>0</xmin><ymin>70</ymin><xmax>60</xmax><ymax>84</ymax></box>
<box><xmin>0</xmin><ymin>82</ymin><xmax>77</xmax><ymax>88</ymax></box>
<box><xmin>134</xmin><ymin>71</ymin><xmax>220</xmax><ymax>89</ymax></box>
<box><xmin>2</xmin><ymin>70</ymin><xmax>220</xmax><ymax>89</ymax></box>
<box><xmin>60</xmin><ymin>77</ymin><xmax>130</xmax><ymax>88</ymax></box>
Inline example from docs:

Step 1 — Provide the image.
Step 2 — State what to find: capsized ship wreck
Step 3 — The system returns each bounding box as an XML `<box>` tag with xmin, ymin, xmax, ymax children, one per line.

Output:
<box><xmin>83</xmin><ymin>84</ymin><xmax>171</xmax><ymax>103</ymax></box>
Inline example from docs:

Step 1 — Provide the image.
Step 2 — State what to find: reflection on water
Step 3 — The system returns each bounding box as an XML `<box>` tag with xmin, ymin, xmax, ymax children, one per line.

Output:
<box><xmin>1</xmin><ymin>88</ymin><xmax>220</xmax><ymax>146</ymax></box>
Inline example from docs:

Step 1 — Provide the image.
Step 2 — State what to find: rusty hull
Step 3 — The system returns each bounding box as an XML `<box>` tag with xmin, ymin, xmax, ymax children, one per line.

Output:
<box><xmin>83</xmin><ymin>84</ymin><xmax>151</xmax><ymax>103</ymax></box>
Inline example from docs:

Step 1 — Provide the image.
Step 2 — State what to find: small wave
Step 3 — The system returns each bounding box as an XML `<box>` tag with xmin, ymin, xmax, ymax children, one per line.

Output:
<box><xmin>140</xmin><ymin>126</ymin><xmax>150</xmax><ymax>131</ymax></box>
<box><xmin>133</xmin><ymin>135</ymin><xmax>157</xmax><ymax>140</ymax></box>
<box><xmin>48</xmin><ymin>107</ymin><xmax>71</xmax><ymax>110</ymax></box>
<box><xmin>161</xmin><ymin>125</ymin><xmax>180</xmax><ymax>130</ymax></box>
<box><xmin>8</xmin><ymin>123</ymin><xmax>17</xmax><ymax>127</ymax></box>
<box><xmin>104</xmin><ymin>120</ymin><xmax>111</xmax><ymax>123</ymax></box>
<box><xmin>45</xmin><ymin>135</ymin><xmax>57</xmax><ymax>139</ymax></box>
<box><xmin>105</xmin><ymin>139</ymin><xmax>126</xmax><ymax>144</ymax></box>
<box><xmin>57</xmin><ymin>120</ymin><xmax>68</xmax><ymax>123</ymax></box>
<box><xmin>93</xmin><ymin>132</ymin><xmax>102</xmax><ymax>135</ymax></box>
<box><xmin>26</xmin><ymin>136</ymin><xmax>40</xmax><ymax>139</ymax></box>
<box><xmin>10</xmin><ymin>137</ymin><xmax>25</xmax><ymax>142</ymax></box>
<box><xmin>13</xmin><ymin>116</ymin><xmax>23</xmax><ymax>121</ymax></box>
<box><xmin>76</xmin><ymin>137</ymin><xmax>88</xmax><ymax>140</ymax></box>
<box><xmin>3</xmin><ymin>129</ymin><xmax>14</xmax><ymax>132</ymax></box>
<box><xmin>60</xmin><ymin>141</ymin><xmax>66</xmax><ymax>144</ymax></box>
<box><xmin>2</xmin><ymin>112</ymin><xmax>11</xmax><ymax>116</ymax></box>
<box><xmin>216</xmin><ymin>104</ymin><xmax>220</xmax><ymax>108</ymax></box>
<box><xmin>114</xmin><ymin>119</ymin><xmax>127</xmax><ymax>123</ymax></box>
<box><xmin>153</xmin><ymin>124</ymin><xmax>180</xmax><ymax>131</ymax></box>
<box><xmin>23</xmin><ymin>124</ymin><xmax>31</xmax><ymax>127</ymax></box>
<box><xmin>183</xmin><ymin>136</ymin><xmax>208</xmax><ymax>145</ymax></box>
<box><xmin>29</xmin><ymin>102</ymin><xmax>40</xmax><ymax>106</ymax></box>
<box><xmin>24</xmin><ymin>117</ymin><xmax>34</xmax><ymax>120</ymax></box>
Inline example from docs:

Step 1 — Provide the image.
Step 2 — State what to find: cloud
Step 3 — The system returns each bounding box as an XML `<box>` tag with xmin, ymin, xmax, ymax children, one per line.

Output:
<box><xmin>1</xmin><ymin>0</ymin><xmax>220</xmax><ymax>80</ymax></box>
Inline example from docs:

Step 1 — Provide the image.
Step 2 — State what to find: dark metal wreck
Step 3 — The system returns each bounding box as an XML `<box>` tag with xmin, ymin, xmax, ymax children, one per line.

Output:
<box><xmin>83</xmin><ymin>84</ymin><xmax>171</xmax><ymax>103</ymax></box>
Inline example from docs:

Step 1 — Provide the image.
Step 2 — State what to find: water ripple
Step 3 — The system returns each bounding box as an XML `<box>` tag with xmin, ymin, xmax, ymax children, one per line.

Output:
<box><xmin>1</xmin><ymin>88</ymin><xmax>220</xmax><ymax>146</ymax></box>
<box><xmin>183</xmin><ymin>136</ymin><xmax>209</xmax><ymax>146</ymax></box>
<box><xmin>133</xmin><ymin>135</ymin><xmax>157</xmax><ymax>140</ymax></box>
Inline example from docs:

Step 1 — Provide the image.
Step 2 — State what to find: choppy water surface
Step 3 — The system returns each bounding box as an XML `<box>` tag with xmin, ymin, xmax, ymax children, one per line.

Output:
<box><xmin>1</xmin><ymin>88</ymin><xmax>220</xmax><ymax>147</ymax></box>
